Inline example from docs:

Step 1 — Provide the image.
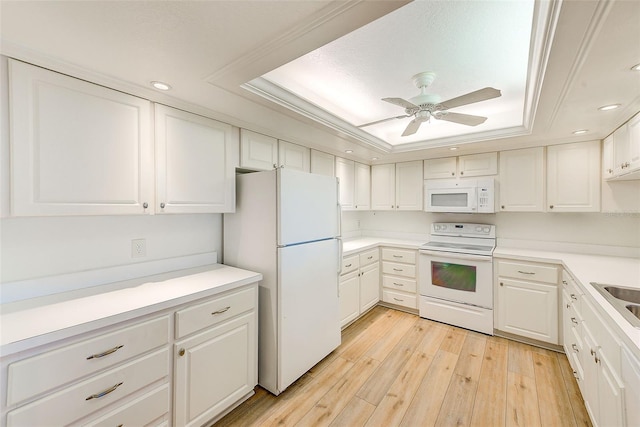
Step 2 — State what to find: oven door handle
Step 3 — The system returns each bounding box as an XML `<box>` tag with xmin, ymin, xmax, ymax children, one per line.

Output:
<box><xmin>419</xmin><ymin>250</ymin><xmax>492</xmax><ymax>262</ymax></box>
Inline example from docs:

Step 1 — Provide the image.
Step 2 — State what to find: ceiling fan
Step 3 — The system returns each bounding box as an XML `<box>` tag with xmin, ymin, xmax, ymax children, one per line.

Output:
<box><xmin>358</xmin><ymin>72</ymin><xmax>501</xmax><ymax>137</ymax></box>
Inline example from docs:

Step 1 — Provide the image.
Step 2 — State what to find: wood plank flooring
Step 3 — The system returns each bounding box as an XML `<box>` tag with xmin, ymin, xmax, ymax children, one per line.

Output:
<box><xmin>215</xmin><ymin>306</ymin><xmax>591</xmax><ymax>427</ymax></box>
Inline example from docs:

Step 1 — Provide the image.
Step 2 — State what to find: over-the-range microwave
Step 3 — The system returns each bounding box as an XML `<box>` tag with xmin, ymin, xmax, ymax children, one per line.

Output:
<box><xmin>424</xmin><ymin>178</ymin><xmax>496</xmax><ymax>213</ymax></box>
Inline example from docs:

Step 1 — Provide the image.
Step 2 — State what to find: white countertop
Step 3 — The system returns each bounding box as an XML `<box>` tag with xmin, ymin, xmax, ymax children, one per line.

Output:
<box><xmin>494</xmin><ymin>246</ymin><xmax>640</xmax><ymax>353</ymax></box>
<box><xmin>343</xmin><ymin>236</ymin><xmax>425</xmax><ymax>256</ymax></box>
<box><xmin>0</xmin><ymin>264</ymin><xmax>262</xmax><ymax>356</ymax></box>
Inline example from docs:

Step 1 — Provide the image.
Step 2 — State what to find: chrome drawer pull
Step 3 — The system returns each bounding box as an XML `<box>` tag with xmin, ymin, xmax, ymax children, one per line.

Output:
<box><xmin>570</xmin><ymin>294</ymin><xmax>578</xmax><ymax>300</ymax></box>
<box><xmin>393</xmin><ymin>282</ymin><xmax>404</xmax><ymax>286</ymax></box>
<box><xmin>571</xmin><ymin>317</ymin><xmax>578</xmax><ymax>324</ymax></box>
<box><xmin>211</xmin><ymin>306</ymin><xmax>231</xmax><ymax>315</ymax></box>
<box><xmin>393</xmin><ymin>255</ymin><xmax>403</xmax><ymax>258</ymax></box>
<box><xmin>86</xmin><ymin>345</ymin><xmax>124</xmax><ymax>360</ymax></box>
<box><xmin>345</xmin><ymin>263</ymin><xmax>352</xmax><ymax>267</ymax></box>
<box><xmin>367</xmin><ymin>256</ymin><xmax>373</xmax><ymax>259</ymax></box>
<box><xmin>517</xmin><ymin>270</ymin><xmax>535</xmax><ymax>275</ymax></box>
<box><xmin>393</xmin><ymin>297</ymin><xmax>404</xmax><ymax>302</ymax></box>
<box><xmin>393</xmin><ymin>268</ymin><xmax>403</xmax><ymax>272</ymax></box>
<box><xmin>85</xmin><ymin>382</ymin><xmax>123</xmax><ymax>400</ymax></box>
<box><xmin>572</xmin><ymin>344</ymin><xmax>579</xmax><ymax>353</ymax></box>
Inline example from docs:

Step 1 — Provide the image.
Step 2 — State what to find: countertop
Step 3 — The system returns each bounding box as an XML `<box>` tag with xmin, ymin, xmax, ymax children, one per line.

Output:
<box><xmin>343</xmin><ymin>236</ymin><xmax>425</xmax><ymax>256</ymax></box>
<box><xmin>0</xmin><ymin>264</ymin><xmax>262</xmax><ymax>356</ymax></box>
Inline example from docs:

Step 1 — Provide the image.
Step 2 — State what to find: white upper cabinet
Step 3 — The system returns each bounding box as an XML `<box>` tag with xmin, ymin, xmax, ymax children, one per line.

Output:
<box><xmin>423</xmin><ymin>157</ymin><xmax>456</xmax><ymax>179</ymax></box>
<box><xmin>371</xmin><ymin>161</ymin><xmax>422</xmax><ymax>211</ymax></box>
<box><xmin>310</xmin><ymin>150</ymin><xmax>335</xmax><ymax>177</ymax></box>
<box><xmin>499</xmin><ymin>147</ymin><xmax>545</xmax><ymax>212</ymax></box>
<box><xmin>8</xmin><ymin>59</ymin><xmax>153</xmax><ymax>216</ymax></box>
<box><xmin>424</xmin><ymin>152</ymin><xmax>497</xmax><ymax>179</ymax></box>
<box><xmin>458</xmin><ymin>152</ymin><xmax>498</xmax><ymax>177</ymax></box>
<box><xmin>371</xmin><ymin>164</ymin><xmax>396</xmax><ymax>210</ymax></box>
<box><xmin>605</xmin><ymin>112</ymin><xmax>640</xmax><ymax>180</ymax></box>
<box><xmin>354</xmin><ymin>162</ymin><xmax>371</xmax><ymax>210</ymax></box>
<box><xmin>278</xmin><ymin>140</ymin><xmax>310</xmax><ymax>172</ymax></box>
<box><xmin>395</xmin><ymin>161</ymin><xmax>423</xmax><ymax>210</ymax></box>
<box><xmin>155</xmin><ymin>105</ymin><xmax>237</xmax><ymax>214</ymax></box>
<box><xmin>335</xmin><ymin>157</ymin><xmax>355</xmax><ymax>209</ymax></box>
<box><xmin>239</xmin><ymin>129</ymin><xmax>277</xmax><ymax>171</ymax></box>
<box><xmin>547</xmin><ymin>141</ymin><xmax>600</xmax><ymax>212</ymax></box>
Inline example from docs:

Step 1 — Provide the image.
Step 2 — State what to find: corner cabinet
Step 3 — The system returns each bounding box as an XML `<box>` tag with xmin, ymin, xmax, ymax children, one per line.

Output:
<box><xmin>155</xmin><ymin>105</ymin><xmax>237</xmax><ymax>213</ymax></box>
<box><xmin>498</xmin><ymin>147</ymin><xmax>545</xmax><ymax>212</ymax></box>
<box><xmin>604</xmin><ymin>112</ymin><xmax>640</xmax><ymax>180</ymax></box>
<box><xmin>339</xmin><ymin>249</ymin><xmax>379</xmax><ymax>328</ymax></box>
<box><xmin>8</xmin><ymin>59</ymin><xmax>153</xmax><ymax>216</ymax></box>
<box><xmin>546</xmin><ymin>141</ymin><xmax>600</xmax><ymax>212</ymax></box>
<box><xmin>336</xmin><ymin>158</ymin><xmax>370</xmax><ymax>210</ymax></box>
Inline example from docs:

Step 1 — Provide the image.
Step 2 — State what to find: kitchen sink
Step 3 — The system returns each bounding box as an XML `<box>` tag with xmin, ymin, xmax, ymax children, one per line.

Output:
<box><xmin>604</xmin><ymin>286</ymin><xmax>640</xmax><ymax>304</ymax></box>
<box><xmin>592</xmin><ymin>282</ymin><xmax>640</xmax><ymax>328</ymax></box>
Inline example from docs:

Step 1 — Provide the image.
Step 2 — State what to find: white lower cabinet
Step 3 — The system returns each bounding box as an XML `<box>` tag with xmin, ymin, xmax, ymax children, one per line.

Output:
<box><xmin>2</xmin><ymin>284</ymin><xmax>258</xmax><ymax>427</ymax></box>
<box><xmin>339</xmin><ymin>249</ymin><xmax>379</xmax><ymax>328</ymax></box>
<box><xmin>380</xmin><ymin>248</ymin><xmax>418</xmax><ymax>310</ymax></box>
<box><xmin>174</xmin><ymin>311</ymin><xmax>256</xmax><ymax>427</ymax></box>
<box><xmin>495</xmin><ymin>259</ymin><xmax>559</xmax><ymax>344</ymax></box>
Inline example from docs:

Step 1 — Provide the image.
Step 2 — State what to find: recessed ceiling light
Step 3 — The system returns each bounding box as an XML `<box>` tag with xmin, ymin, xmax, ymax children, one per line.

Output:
<box><xmin>345</xmin><ymin>150</ymin><xmax>353</xmax><ymax>154</ymax></box>
<box><xmin>598</xmin><ymin>104</ymin><xmax>620</xmax><ymax>111</ymax></box>
<box><xmin>631</xmin><ymin>63</ymin><xmax>640</xmax><ymax>71</ymax></box>
<box><xmin>572</xmin><ymin>129</ymin><xmax>588</xmax><ymax>135</ymax></box>
<box><xmin>449</xmin><ymin>147</ymin><xmax>458</xmax><ymax>151</ymax></box>
<box><xmin>151</xmin><ymin>81</ymin><xmax>171</xmax><ymax>91</ymax></box>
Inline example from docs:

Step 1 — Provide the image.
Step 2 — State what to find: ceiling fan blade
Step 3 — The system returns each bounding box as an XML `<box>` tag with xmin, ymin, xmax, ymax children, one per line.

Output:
<box><xmin>440</xmin><ymin>87</ymin><xmax>501</xmax><ymax>109</ymax></box>
<box><xmin>382</xmin><ymin>97</ymin><xmax>419</xmax><ymax>110</ymax></box>
<box><xmin>401</xmin><ymin>118</ymin><xmax>422</xmax><ymax>136</ymax></box>
<box><xmin>437</xmin><ymin>112</ymin><xmax>487</xmax><ymax>126</ymax></box>
<box><xmin>358</xmin><ymin>114</ymin><xmax>411</xmax><ymax>128</ymax></box>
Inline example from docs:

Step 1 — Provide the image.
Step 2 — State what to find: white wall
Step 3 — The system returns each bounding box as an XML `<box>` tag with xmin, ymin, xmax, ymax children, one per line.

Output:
<box><xmin>1</xmin><ymin>214</ymin><xmax>221</xmax><ymax>283</ymax></box>
<box><xmin>343</xmin><ymin>210</ymin><xmax>640</xmax><ymax>249</ymax></box>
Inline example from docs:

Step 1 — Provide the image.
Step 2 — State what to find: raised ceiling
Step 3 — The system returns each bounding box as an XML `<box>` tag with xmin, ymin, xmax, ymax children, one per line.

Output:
<box><xmin>1</xmin><ymin>0</ymin><xmax>639</xmax><ymax>163</ymax></box>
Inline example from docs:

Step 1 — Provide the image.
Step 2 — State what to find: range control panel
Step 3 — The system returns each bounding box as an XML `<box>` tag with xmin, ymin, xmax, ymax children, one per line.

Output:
<box><xmin>432</xmin><ymin>223</ymin><xmax>495</xmax><ymax>238</ymax></box>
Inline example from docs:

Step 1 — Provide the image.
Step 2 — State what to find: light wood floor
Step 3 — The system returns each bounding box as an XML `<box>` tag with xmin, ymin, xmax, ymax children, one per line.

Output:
<box><xmin>215</xmin><ymin>306</ymin><xmax>591</xmax><ymax>427</ymax></box>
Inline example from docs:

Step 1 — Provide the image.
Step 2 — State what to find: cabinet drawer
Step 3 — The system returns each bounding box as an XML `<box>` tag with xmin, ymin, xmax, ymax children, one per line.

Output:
<box><xmin>561</xmin><ymin>272</ymin><xmax>582</xmax><ymax>313</ymax></box>
<box><xmin>84</xmin><ymin>383</ymin><xmax>169</xmax><ymax>427</ymax></box>
<box><xmin>175</xmin><ymin>287</ymin><xmax>256</xmax><ymax>339</ymax></box>
<box><xmin>7</xmin><ymin>316</ymin><xmax>169</xmax><ymax>406</ymax></box>
<box><xmin>7</xmin><ymin>349</ymin><xmax>169</xmax><ymax>427</ymax></box>
<box><xmin>359</xmin><ymin>249</ymin><xmax>379</xmax><ymax>267</ymax></box>
<box><xmin>382</xmin><ymin>276</ymin><xmax>417</xmax><ymax>293</ymax></box>
<box><xmin>341</xmin><ymin>255</ymin><xmax>359</xmax><ymax>275</ymax></box>
<box><xmin>382</xmin><ymin>289</ymin><xmax>417</xmax><ymax>309</ymax></box>
<box><xmin>498</xmin><ymin>260</ymin><xmax>558</xmax><ymax>284</ymax></box>
<box><xmin>381</xmin><ymin>248</ymin><xmax>416</xmax><ymax>264</ymax></box>
<box><xmin>382</xmin><ymin>261</ymin><xmax>416</xmax><ymax>279</ymax></box>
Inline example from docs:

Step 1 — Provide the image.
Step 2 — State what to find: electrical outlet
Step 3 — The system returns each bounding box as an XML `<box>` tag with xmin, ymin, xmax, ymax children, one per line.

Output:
<box><xmin>131</xmin><ymin>239</ymin><xmax>146</xmax><ymax>258</ymax></box>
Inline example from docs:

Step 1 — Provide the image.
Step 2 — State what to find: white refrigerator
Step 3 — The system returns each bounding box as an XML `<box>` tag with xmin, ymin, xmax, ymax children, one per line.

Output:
<box><xmin>223</xmin><ymin>168</ymin><xmax>342</xmax><ymax>395</ymax></box>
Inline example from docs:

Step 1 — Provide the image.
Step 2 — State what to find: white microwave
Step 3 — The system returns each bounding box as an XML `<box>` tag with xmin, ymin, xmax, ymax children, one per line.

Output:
<box><xmin>424</xmin><ymin>178</ymin><xmax>496</xmax><ymax>213</ymax></box>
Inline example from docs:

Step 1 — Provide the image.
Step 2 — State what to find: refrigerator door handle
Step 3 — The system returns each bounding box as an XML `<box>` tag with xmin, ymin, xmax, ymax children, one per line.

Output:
<box><xmin>337</xmin><ymin>237</ymin><xmax>343</xmax><ymax>275</ymax></box>
<box><xmin>336</xmin><ymin>178</ymin><xmax>342</xmax><ymax>238</ymax></box>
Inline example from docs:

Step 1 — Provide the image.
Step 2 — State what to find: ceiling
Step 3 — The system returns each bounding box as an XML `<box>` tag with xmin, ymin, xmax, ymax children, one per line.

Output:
<box><xmin>1</xmin><ymin>0</ymin><xmax>639</xmax><ymax>164</ymax></box>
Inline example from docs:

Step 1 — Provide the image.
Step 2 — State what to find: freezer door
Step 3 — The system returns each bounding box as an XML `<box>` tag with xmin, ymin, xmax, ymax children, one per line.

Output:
<box><xmin>278</xmin><ymin>239</ymin><xmax>341</xmax><ymax>392</ymax></box>
<box><xmin>278</xmin><ymin>168</ymin><xmax>339</xmax><ymax>246</ymax></box>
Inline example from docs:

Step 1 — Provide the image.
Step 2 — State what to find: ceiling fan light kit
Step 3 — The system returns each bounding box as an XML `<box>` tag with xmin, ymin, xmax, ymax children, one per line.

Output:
<box><xmin>359</xmin><ymin>71</ymin><xmax>502</xmax><ymax>137</ymax></box>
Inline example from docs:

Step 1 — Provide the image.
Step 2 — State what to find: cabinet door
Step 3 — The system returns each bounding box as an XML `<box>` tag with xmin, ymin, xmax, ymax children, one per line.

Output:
<box><xmin>310</xmin><ymin>150</ymin><xmax>335</xmax><ymax>177</ymax></box>
<box><xmin>339</xmin><ymin>271</ymin><xmax>360</xmax><ymax>328</ymax></box>
<box><xmin>155</xmin><ymin>105</ymin><xmax>236</xmax><ymax>213</ymax></box>
<box><xmin>354</xmin><ymin>162</ymin><xmax>370</xmax><ymax>210</ymax></box>
<box><xmin>598</xmin><ymin>357</ymin><xmax>625</xmax><ymax>427</ymax></box>
<box><xmin>278</xmin><ymin>140</ymin><xmax>310</xmax><ymax>172</ymax></box>
<box><xmin>423</xmin><ymin>157</ymin><xmax>457</xmax><ymax>179</ymax></box>
<box><xmin>370</xmin><ymin>164</ymin><xmax>396</xmax><ymax>210</ymax></box>
<box><xmin>240</xmin><ymin>129</ymin><xmax>277</xmax><ymax>171</ymax></box>
<box><xmin>359</xmin><ymin>263</ymin><xmax>379</xmax><ymax>313</ymax></box>
<box><xmin>458</xmin><ymin>152</ymin><xmax>498</xmax><ymax>177</ymax></box>
<box><xmin>499</xmin><ymin>147</ymin><xmax>545</xmax><ymax>212</ymax></box>
<box><xmin>602</xmin><ymin>134</ymin><xmax>615</xmax><ymax>179</ymax></box>
<box><xmin>174</xmin><ymin>312</ymin><xmax>256</xmax><ymax>427</ymax></box>
<box><xmin>395</xmin><ymin>161</ymin><xmax>423</xmax><ymax>210</ymax></box>
<box><xmin>627</xmin><ymin>112</ymin><xmax>640</xmax><ymax>173</ymax></box>
<box><xmin>547</xmin><ymin>141</ymin><xmax>600</xmax><ymax>212</ymax></box>
<box><xmin>9</xmin><ymin>59</ymin><xmax>153</xmax><ymax>216</ymax></box>
<box><xmin>613</xmin><ymin>124</ymin><xmax>630</xmax><ymax>176</ymax></box>
<box><xmin>335</xmin><ymin>157</ymin><xmax>355</xmax><ymax>209</ymax></box>
<box><xmin>497</xmin><ymin>278</ymin><xmax>558</xmax><ymax>344</ymax></box>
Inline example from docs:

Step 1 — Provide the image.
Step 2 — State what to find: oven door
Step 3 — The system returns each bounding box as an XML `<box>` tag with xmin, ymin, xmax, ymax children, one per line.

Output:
<box><xmin>419</xmin><ymin>249</ymin><xmax>493</xmax><ymax>308</ymax></box>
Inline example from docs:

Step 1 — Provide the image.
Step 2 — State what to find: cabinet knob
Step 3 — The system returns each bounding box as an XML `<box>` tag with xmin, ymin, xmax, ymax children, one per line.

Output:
<box><xmin>499</xmin><ymin>282</ymin><xmax>504</xmax><ymax>286</ymax></box>
<box><xmin>451</xmin><ymin>172</ymin><xmax>455</xmax><ymax>176</ymax></box>
<box><xmin>460</xmin><ymin>171</ymin><xmax>464</xmax><ymax>175</ymax></box>
<box><xmin>501</xmin><ymin>205</ymin><xmax>505</xmax><ymax>209</ymax></box>
<box><xmin>179</xmin><ymin>348</ymin><xmax>185</xmax><ymax>357</ymax></box>
<box><xmin>608</xmin><ymin>168</ymin><xmax>613</xmax><ymax>174</ymax></box>
<box><xmin>143</xmin><ymin>202</ymin><xmax>148</xmax><ymax>209</ymax></box>
<box><xmin>549</xmin><ymin>205</ymin><xmax>554</xmax><ymax>209</ymax></box>
<box><xmin>160</xmin><ymin>202</ymin><xmax>166</xmax><ymax>209</ymax></box>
